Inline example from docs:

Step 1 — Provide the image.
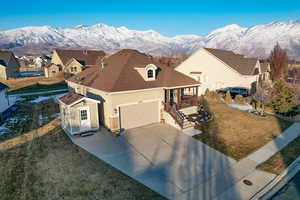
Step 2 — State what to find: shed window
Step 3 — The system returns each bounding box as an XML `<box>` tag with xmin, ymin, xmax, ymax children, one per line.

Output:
<box><xmin>147</xmin><ymin>69</ymin><xmax>154</xmax><ymax>78</ymax></box>
<box><xmin>80</xmin><ymin>110</ymin><xmax>88</xmax><ymax>120</ymax></box>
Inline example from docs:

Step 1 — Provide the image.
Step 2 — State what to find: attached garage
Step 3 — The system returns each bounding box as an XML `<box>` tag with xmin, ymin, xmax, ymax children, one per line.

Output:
<box><xmin>119</xmin><ymin>101</ymin><xmax>160</xmax><ymax>129</ymax></box>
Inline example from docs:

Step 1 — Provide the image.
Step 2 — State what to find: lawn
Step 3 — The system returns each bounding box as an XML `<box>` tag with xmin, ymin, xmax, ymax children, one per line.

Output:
<box><xmin>8</xmin><ymin>81</ymin><xmax>68</xmax><ymax>94</ymax></box>
<box><xmin>193</xmin><ymin>98</ymin><xmax>293</xmax><ymax>160</ymax></box>
<box><xmin>0</xmin><ymin>99</ymin><xmax>164</xmax><ymax>200</ymax></box>
<box><xmin>258</xmin><ymin>136</ymin><xmax>300</xmax><ymax>174</ymax></box>
<box><xmin>2</xmin><ymin>76</ymin><xmax>65</xmax><ymax>93</ymax></box>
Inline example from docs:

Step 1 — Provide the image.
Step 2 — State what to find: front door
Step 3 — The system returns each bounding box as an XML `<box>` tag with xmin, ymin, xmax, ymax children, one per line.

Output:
<box><xmin>79</xmin><ymin>107</ymin><xmax>91</xmax><ymax>132</ymax></box>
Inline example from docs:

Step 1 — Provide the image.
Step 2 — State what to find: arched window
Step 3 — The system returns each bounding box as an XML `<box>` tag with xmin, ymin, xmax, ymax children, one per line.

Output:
<box><xmin>147</xmin><ymin>69</ymin><xmax>154</xmax><ymax>78</ymax></box>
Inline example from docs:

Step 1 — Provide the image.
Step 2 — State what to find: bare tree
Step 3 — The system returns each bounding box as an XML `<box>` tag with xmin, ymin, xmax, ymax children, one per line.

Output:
<box><xmin>268</xmin><ymin>43</ymin><xmax>289</xmax><ymax>81</ymax></box>
<box><xmin>253</xmin><ymin>82</ymin><xmax>273</xmax><ymax>114</ymax></box>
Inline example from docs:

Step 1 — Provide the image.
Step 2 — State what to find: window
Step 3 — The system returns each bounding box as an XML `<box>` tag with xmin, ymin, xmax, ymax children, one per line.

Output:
<box><xmin>80</xmin><ymin>110</ymin><xmax>88</xmax><ymax>120</ymax></box>
<box><xmin>71</xmin><ymin>67</ymin><xmax>77</xmax><ymax>72</ymax></box>
<box><xmin>147</xmin><ymin>69</ymin><xmax>154</xmax><ymax>78</ymax></box>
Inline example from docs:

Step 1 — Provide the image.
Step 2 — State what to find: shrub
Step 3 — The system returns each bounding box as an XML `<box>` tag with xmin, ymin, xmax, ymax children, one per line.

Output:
<box><xmin>204</xmin><ymin>88</ymin><xmax>210</xmax><ymax>98</ymax></box>
<box><xmin>271</xmin><ymin>80</ymin><xmax>297</xmax><ymax>114</ymax></box>
<box><xmin>225</xmin><ymin>91</ymin><xmax>233</xmax><ymax>104</ymax></box>
<box><xmin>235</xmin><ymin>95</ymin><xmax>245</xmax><ymax>105</ymax></box>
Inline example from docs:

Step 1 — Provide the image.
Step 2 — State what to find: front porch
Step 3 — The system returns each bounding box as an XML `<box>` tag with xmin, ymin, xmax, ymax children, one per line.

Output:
<box><xmin>164</xmin><ymin>86</ymin><xmax>199</xmax><ymax>111</ymax></box>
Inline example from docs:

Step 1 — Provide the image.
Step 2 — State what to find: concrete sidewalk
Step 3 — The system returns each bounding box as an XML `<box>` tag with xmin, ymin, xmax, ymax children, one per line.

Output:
<box><xmin>216</xmin><ymin>122</ymin><xmax>300</xmax><ymax>200</ymax></box>
<box><xmin>247</xmin><ymin>122</ymin><xmax>300</xmax><ymax>165</ymax></box>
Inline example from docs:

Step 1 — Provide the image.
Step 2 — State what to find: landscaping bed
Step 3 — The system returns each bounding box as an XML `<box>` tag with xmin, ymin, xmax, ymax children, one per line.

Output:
<box><xmin>193</xmin><ymin>98</ymin><xmax>293</xmax><ymax>160</ymax></box>
<box><xmin>258</xmin><ymin>136</ymin><xmax>300</xmax><ymax>174</ymax></box>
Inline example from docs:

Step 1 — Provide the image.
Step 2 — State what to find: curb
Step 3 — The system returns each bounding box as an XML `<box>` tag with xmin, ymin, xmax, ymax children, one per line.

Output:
<box><xmin>250</xmin><ymin>156</ymin><xmax>300</xmax><ymax>200</ymax></box>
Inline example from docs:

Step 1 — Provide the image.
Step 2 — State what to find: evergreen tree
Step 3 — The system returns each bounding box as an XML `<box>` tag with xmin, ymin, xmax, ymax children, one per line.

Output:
<box><xmin>225</xmin><ymin>91</ymin><xmax>233</xmax><ymax>103</ymax></box>
<box><xmin>271</xmin><ymin>80</ymin><xmax>297</xmax><ymax>114</ymax></box>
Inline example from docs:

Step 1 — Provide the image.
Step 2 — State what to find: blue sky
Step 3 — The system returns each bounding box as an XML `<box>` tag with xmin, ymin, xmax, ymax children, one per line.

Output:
<box><xmin>1</xmin><ymin>0</ymin><xmax>300</xmax><ymax>36</ymax></box>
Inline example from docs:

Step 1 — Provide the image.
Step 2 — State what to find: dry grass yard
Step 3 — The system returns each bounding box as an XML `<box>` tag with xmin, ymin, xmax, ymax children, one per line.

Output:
<box><xmin>194</xmin><ymin>98</ymin><xmax>293</xmax><ymax>160</ymax></box>
<box><xmin>0</xmin><ymin>99</ymin><xmax>164</xmax><ymax>200</ymax></box>
<box><xmin>2</xmin><ymin>76</ymin><xmax>65</xmax><ymax>92</ymax></box>
<box><xmin>258</xmin><ymin>136</ymin><xmax>300</xmax><ymax>174</ymax></box>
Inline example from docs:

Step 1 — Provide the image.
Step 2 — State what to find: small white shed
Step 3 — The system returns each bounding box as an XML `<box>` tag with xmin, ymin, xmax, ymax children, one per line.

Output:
<box><xmin>58</xmin><ymin>92</ymin><xmax>101</xmax><ymax>135</ymax></box>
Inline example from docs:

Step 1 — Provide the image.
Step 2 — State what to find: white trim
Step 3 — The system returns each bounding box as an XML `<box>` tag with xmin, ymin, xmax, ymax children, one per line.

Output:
<box><xmin>58</xmin><ymin>96</ymin><xmax>101</xmax><ymax>107</ymax></box>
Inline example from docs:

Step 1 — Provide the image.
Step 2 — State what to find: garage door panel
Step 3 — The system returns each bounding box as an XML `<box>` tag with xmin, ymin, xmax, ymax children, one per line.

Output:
<box><xmin>120</xmin><ymin>101</ymin><xmax>159</xmax><ymax>129</ymax></box>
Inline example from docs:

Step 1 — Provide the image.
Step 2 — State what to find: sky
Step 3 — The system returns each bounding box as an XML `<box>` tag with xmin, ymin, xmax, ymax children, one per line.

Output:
<box><xmin>1</xmin><ymin>0</ymin><xmax>300</xmax><ymax>36</ymax></box>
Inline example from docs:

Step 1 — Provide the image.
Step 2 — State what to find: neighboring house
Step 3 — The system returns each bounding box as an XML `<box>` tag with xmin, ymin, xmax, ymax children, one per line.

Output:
<box><xmin>58</xmin><ymin>49</ymin><xmax>200</xmax><ymax>135</ymax></box>
<box><xmin>175</xmin><ymin>48</ymin><xmax>262</xmax><ymax>94</ymax></box>
<box><xmin>45</xmin><ymin>49</ymin><xmax>106</xmax><ymax>77</ymax></box>
<box><xmin>44</xmin><ymin>63</ymin><xmax>63</xmax><ymax>78</ymax></box>
<box><xmin>0</xmin><ymin>82</ymin><xmax>10</xmax><ymax>119</ymax></box>
<box><xmin>288</xmin><ymin>60</ymin><xmax>300</xmax><ymax>69</ymax></box>
<box><xmin>0</xmin><ymin>50</ymin><xmax>20</xmax><ymax>80</ymax></box>
<box><xmin>259</xmin><ymin>61</ymin><xmax>271</xmax><ymax>82</ymax></box>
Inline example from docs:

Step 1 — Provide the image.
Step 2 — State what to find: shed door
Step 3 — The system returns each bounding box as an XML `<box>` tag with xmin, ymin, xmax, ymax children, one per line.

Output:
<box><xmin>79</xmin><ymin>107</ymin><xmax>91</xmax><ymax>132</ymax></box>
<box><xmin>120</xmin><ymin>101</ymin><xmax>159</xmax><ymax>129</ymax></box>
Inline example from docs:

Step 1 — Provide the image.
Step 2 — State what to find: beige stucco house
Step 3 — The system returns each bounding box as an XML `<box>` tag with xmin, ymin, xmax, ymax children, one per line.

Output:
<box><xmin>175</xmin><ymin>48</ymin><xmax>262</xmax><ymax>94</ymax></box>
<box><xmin>58</xmin><ymin>49</ymin><xmax>200</xmax><ymax>135</ymax></box>
<box><xmin>44</xmin><ymin>49</ymin><xmax>105</xmax><ymax>77</ymax></box>
<box><xmin>0</xmin><ymin>50</ymin><xmax>20</xmax><ymax>80</ymax></box>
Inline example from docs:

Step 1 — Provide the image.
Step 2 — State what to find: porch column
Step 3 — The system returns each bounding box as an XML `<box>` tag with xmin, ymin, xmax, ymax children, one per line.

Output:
<box><xmin>166</xmin><ymin>89</ymin><xmax>170</xmax><ymax>103</ymax></box>
<box><xmin>177</xmin><ymin>88</ymin><xmax>181</xmax><ymax>105</ymax></box>
<box><xmin>196</xmin><ymin>86</ymin><xmax>198</xmax><ymax>97</ymax></box>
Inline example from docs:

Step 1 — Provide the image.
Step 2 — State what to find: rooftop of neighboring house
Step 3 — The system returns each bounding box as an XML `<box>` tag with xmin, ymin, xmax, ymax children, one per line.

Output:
<box><xmin>68</xmin><ymin>49</ymin><xmax>200</xmax><ymax>92</ymax></box>
<box><xmin>204</xmin><ymin>48</ymin><xmax>259</xmax><ymax>75</ymax></box>
<box><xmin>55</xmin><ymin>49</ymin><xmax>106</xmax><ymax>66</ymax></box>
<box><xmin>0</xmin><ymin>50</ymin><xmax>16</xmax><ymax>67</ymax></box>
<box><xmin>0</xmin><ymin>82</ymin><xmax>8</xmax><ymax>91</ymax></box>
<box><xmin>259</xmin><ymin>61</ymin><xmax>270</xmax><ymax>73</ymax></box>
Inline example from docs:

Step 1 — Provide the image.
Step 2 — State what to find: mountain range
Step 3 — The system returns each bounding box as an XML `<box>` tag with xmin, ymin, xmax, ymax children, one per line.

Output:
<box><xmin>0</xmin><ymin>20</ymin><xmax>300</xmax><ymax>59</ymax></box>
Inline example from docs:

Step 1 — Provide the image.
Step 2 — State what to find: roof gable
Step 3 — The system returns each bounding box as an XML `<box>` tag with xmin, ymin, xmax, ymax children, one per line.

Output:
<box><xmin>55</xmin><ymin>49</ymin><xmax>106</xmax><ymax>66</ymax></box>
<box><xmin>204</xmin><ymin>48</ymin><xmax>259</xmax><ymax>76</ymax></box>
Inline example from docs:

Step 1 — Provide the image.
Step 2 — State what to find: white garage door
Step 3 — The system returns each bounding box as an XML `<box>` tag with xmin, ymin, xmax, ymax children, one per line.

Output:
<box><xmin>120</xmin><ymin>101</ymin><xmax>160</xmax><ymax>129</ymax></box>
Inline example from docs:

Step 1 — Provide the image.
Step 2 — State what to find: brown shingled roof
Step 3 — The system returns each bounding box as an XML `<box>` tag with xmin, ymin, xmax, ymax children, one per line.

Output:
<box><xmin>59</xmin><ymin>92</ymin><xmax>84</xmax><ymax>105</ymax></box>
<box><xmin>204</xmin><ymin>48</ymin><xmax>258</xmax><ymax>75</ymax></box>
<box><xmin>55</xmin><ymin>49</ymin><xmax>106</xmax><ymax>66</ymax></box>
<box><xmin>68</xmin><ymin>49</ymin><xmax>200</xmax><ymax>92</ymax></box>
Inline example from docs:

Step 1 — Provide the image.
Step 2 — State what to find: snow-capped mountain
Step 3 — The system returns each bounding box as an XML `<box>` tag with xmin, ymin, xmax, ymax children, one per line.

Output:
<box><xmin>0</xmin><ymin>20</ymin><xmax>300</xmax><ymax>59</ymax></box>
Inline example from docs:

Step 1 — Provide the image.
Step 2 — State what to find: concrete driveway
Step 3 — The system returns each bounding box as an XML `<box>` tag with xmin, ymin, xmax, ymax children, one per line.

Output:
<box><xmin>70</xmin><ymin>124</ymin><xmax>255</xmax><ymax>200</ymax></box>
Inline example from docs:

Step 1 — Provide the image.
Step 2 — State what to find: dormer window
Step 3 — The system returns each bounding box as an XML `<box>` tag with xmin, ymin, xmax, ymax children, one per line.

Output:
<box><xmin>147</xmin><ymin>69</ymin><xmax>154</xmax><ymax>78</ymax></box>
<box><xmin>134</xmin><ymin>64</ymin><xmax>157</xmax><ymax>81</ymax></box>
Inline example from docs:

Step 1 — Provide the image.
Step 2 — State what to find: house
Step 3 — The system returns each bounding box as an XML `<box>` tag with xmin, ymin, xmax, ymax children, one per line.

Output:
<box><xmin>58</xmin><ymin>49</ymin><xmax>200</xmax><ymax>135</ymax></box>
<box><xmin>44</xmin><ymin>63</ymin><xmax>63</xmax><ymax>78</ymax></box>
<box><xmin>175</xmin><ymin>48</ymin><xmax>262</xmax><ymax>94</ymax></box>
<box><xmin>0</xmin><ymin>82</ymin><xmax>10</xmax><ymax>121</ymax></box>
<box><xmin>259</xmin><ymin>61</ymin><xmax>271</xmax><ymax>82</ymax></box>
<box><xmin>44</xmin><ymin>49</ymin><xmax>106</xmax><ymax>77</ymax></box>
<box><xmin>0</xmin><ymin>50</ymin><xmax>20</xmax><ymax>80</ymax></box>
